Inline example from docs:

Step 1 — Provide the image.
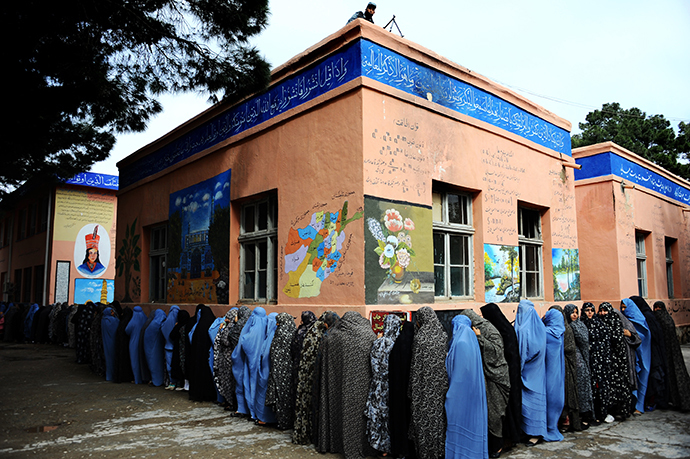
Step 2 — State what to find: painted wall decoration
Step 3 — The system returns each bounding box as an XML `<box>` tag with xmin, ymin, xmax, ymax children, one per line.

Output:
<box><xmin>73</xmin><ymin>224</ymin><xmax>111</xmax><ymax>277</ymax></box>
<box><xmin>74</xmin><ymin>278</ymin><xmax>115</xmax><ymax>304</ymax></box>
<box><xmin>167</xmin><ymin>170</ymin><xmax>231</xmax><ymax>304</ymax></box>
<box><xmin>552</xmin><ymin>248</ymin><xmax>581</xmax><ymax>301</ymax></box>
<box><xmin>283</xmin><ymin>201</ymin><xmax>362</xmax><ymax>298</ymax></box>
<box><xmin>484</xmin><ymin>244</ymin><xmax>520</xmax><ymax>303</ymax></box>
<box><xmin>116</xmin><ymin>218</ymin><xmax>141</xmax><ymax>303</ymax></box>
<box><xmin>365</xmin><ymin>197</ymin><xmax>433</xmax><ymax>305</ymax></box>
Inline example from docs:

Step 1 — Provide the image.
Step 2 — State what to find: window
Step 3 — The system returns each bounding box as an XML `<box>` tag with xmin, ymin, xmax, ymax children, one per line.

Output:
<box><xmin>518</xmin><ymin>207</ymin><xmax>543</xmax><ymax>299</ymax></box>
<box><xmin>239</xmin><ymin>195</ymin><xmax>277</xmax><ymax>302</ymax></box>
<box><xmin>33</xmin><ymin>265</ymin><xmax>44</xmax><ymax>304</ymax></box>
<box><xmin>433</xmin><ymin>190</ymin><xmax>473</xmax><ymax>298</ymax></box>
<box><xmin>149</xmin><ymin>225</ymin><xmax>168</xmax><ymax>302</ymax></box>
<box><xmin>665</xmin><ymin>237</ymin><xmax>675</xmax><ymax>299</ymax></box>
<box><xmin>635</xmin><ymin>232</ymin><xmax>647</xmax><ymax>297</ymax></box>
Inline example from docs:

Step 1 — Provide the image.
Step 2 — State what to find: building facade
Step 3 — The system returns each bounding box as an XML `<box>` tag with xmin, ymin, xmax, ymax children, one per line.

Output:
<box><xmin>574</xmin><ymin>142</ymin><xmax>690</xmax><ymax>326</ymax></box>
<box><xmin>0</xmin><ymin>173</ymin><xmax>118</xmax><ymax>306</ymax></box>
<box><xmin>116</xmin><ymin>22</ymin><xmax>587</xmax><ymax>321</ymax></box>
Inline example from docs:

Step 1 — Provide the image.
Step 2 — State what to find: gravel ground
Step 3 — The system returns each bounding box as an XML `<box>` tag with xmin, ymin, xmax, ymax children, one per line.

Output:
<box><xmin>1</xmin><ymin>343</ymin><xmax>689</xmax><ymax>459</ymax></box>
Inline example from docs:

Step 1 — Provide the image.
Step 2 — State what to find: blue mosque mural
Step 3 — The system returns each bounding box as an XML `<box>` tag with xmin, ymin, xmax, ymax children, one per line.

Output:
<box><xmin>167</xmin><ymin>170</ymin><xmax>231</xmax><ymax>304</ymax></box>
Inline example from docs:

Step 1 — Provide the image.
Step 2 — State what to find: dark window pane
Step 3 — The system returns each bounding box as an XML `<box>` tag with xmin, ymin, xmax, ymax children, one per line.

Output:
<box><xmin>434</xmin><ymin>266</ymin><xmax>445</xmax><ymax>296</ymax></box>
<box><xmin>258</xmin><ymin>202</ymin><xmax>268</xmax><ymax>231</ymax></box>
<box><xmin>447</xmin><ymin>194</ymin><xmax>461</xmax><ymax>224</ymax></box>
<box><xmin>243</xmin><ymin>273</ymin><xmax>255</xmax><ymax>299</ymax></box>
<box><xmin>245</xmin><ymin>244</ymin><xmax>256</xmax><ymax>271</ymax></box>
<box><xmin>450</xmin><ymin>267</ymin><xmax>466</xmax><ymax>296</ymax></box>
<box><xmin>433</xmin><ymin>233</ymin><xmax>444</xmax><ymax>264</ymax></box>
<box><xmin>258</xmin><ymin>270</ymin><xmax>267</xmax><ymax>298</ymax></box>
<box><xmin>244</xmin><ymin>206</ymin><xmax>255</xmax><ymax>233</ymax></box>
<box><xmin>258</xmin><ymin>241</ymin><xmax>267</xmax><ymax>267</ymax></box>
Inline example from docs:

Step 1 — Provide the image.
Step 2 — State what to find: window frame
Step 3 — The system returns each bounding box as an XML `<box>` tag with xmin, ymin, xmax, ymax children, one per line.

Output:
<box><xmin>238</xmin><ymin>195</ymin><xmax>278</xmax><ymax>303</ymax></box>
<box><xmin>665</xmin><ymin>237</ymin><xmax>675</xmax><ymax>299</ymax></box>
<box><xmin>635</xmin><ymin>231</ymin><xmax>648</xmax><ymax>298</ymax></box>
<box><xmin>432</xmin><ymin>190</ymin><xmax>474</xmax><ymax>299</ymax></box>
<box><xmin>149</xmin><ymin>224</ymin><xmax>168</xmax><ymax>303</ymax></box>
<box><xmin>518</xmin><ymin>206</ymin><xmax>543</xmax><ymax>300</ymax></box>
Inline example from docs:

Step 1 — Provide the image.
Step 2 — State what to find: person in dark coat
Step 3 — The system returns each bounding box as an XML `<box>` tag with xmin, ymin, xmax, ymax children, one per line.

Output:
<box><xmin>630</xmin><ymin>296</ymin><xmax>668</xmax><ymax>410</ymax></box>
<box><xmin>480</xmin><ymin>302</ymin><xmax>523</xmax><ymax>450</ymax></box>
<box><xmin>188</xmin><ymin>304</ymin><xmax>217</xmax><ymax>402</ymax></box>
<box><xmin>101</xmin><ymin>307</ymin><xmax>119</xmax><ymax>381</ymax></box>
<box><xmin>653</xmin><ymin>301</ymin><xmax>690</xmax><ymax>412</ymax></box>
<box><xmin>114</xmin><ymin>306</ymin><xmax>134</xmax><ymax>383</ymax></box>
<box><xmin>388</xmin><ymin>319</ymin><xmax>416</xmax><ymax>458</ymax></box>
<box><xmin>170</xmin><ymin>309</ymin><xmax>191</xmax><ymax>389</ymax></box>
<box><xmin>347</xmin><ymin>2</ymin><xmax>376</xmax><ymax>24</ymax></box>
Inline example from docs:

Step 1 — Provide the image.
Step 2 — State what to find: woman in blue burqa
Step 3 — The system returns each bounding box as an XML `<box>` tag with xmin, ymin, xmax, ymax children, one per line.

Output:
<box><xmin>161</xmin><ymin>305</ymin><xmax>180</xmax><ymax>389</ymax></box>
<box><xmin>514</xmin><ymin>299</ymin><xmax>547</xmax><ymax>445</ymax></box>
<box><xmin>542</xmin><ymin>307</ymin><xmax>565</xmax><ymax>442</ymax></box>
<box><xmin>445</xmin><ymin>314</ymin><xmax>488</xmax><ymax>459</ymax></box>
<box><xmin>232</xmin><ymin>306</ymin><xmax>267</xmax><ymax>418</ymax></box>
<box><xmin>101</xmin><ymin>306</ymin><xmax>119</xmax><ymax>381</ymax></box>
<box><xmin>125</xmin><ymin>306</ymin><xmax>147</xmax><ymax>384</ymax></box>
<box><xmin>255</xmin><ymin>312</ymin><xmax>278</xmax><ymax>424</ymax></box>
<box><xmin>621</xmin><ymin>298</ymin><xmax>651</xmax><ymax>414</ymax></box>
<box><xmin>144</xmin><ymin>309</ymin><xmax>167</xmax><ymax>387</ymax></box>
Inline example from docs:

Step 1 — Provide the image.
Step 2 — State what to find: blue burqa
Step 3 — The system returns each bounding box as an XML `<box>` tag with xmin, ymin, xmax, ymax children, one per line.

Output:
<box><xmin>445</xmin><ymin>315</ymin><xmax>488</xmax><ymax>459</ymax></box>
<box><xmin>101</xmin><ymin>307</ymin><xmax>120</xmax><ymax>381</ymax></box>
<box><xmin>144</xmin><ymin>309</ymin><xmax>167</xmax><ymax>387</ymax></box>
<box><xmin>514</xmin><ymin>299</ymin><xmax>547</xmax><ymax>438</ymax></box>
<box><xmin>161</xmin><ymin>305</ymin><xmax>180</xmax><ymax>384</ymax></box>
<box><xmin>24</xmin><ymin>303</ymin><xmax>40</xmax><ymax>341</ymax></box>
<box><xmin>208</xmin><ymin>316</ymin><xmax>226</xmax><ymax>403</ymax></box>
<box><xmin>231</xmin><ymin>307</ymin><xmax>267</xmax><ymax>417</ymax></box>
<box><xmin>542</xmin><ymin>308</ymin><xmax>565</xmax><ymax>442</ymax></box>
<box><xmin>622</xmin><ymin>298</ymin><xmax>651</xmax><ymax>412</ymax></box>
<box><xmin>125</xmin><ymin>306</ymin><xmax>147</xmax><ymax>384</ymax></box>
<box><xmin>255</xmin><ymin>312</ymin><xmax>278</xmax><ymax>424</ymax></box>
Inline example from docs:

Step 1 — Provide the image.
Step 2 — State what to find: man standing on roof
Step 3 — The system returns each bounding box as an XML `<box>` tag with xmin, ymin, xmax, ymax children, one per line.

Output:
<box><xmin>347</xmin><ymin>2</ymin><xmax>376</xmax><ymax>24</ymax></box>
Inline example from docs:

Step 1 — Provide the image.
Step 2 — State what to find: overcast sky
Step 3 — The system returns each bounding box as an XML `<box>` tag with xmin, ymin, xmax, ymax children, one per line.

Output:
<box><xmin>92</xmin><ymin>0</ymin><xmax>690</xmax><ymax>177</ymax></box>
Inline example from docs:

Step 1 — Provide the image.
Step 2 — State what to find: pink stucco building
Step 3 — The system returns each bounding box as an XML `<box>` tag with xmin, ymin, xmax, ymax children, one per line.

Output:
<box><xmin>574</xmin><ymin>142</ymin><xmax>690</xmax><ymax>326</ymax></box>
<box><xmin>116</xmin><ymin>21</ymin><xmax>587</xmax><ymax>322</ymax></box>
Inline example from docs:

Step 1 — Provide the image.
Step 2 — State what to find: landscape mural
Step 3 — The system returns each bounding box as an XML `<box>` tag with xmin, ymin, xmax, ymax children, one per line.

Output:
<box><xmin>167</xmin><ymin>170</ymin><xmax>231</xmax><ymax>304</ymax></box>
<box><xmin>484</xmin><ymin>244</ymin><xmax>520</xmax><ymax>303</ymax></box>
<box><xmin>552</xmin><ymin>248</ymin><xmax>581</xmax><ymax>300</ymax></box>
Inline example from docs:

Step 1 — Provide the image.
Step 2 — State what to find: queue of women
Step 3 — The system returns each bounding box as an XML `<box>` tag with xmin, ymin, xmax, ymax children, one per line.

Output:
<box><xmin>3</xmin><ymin>295</ymin><xmax>690</xmax><ymax>459</ymax></box>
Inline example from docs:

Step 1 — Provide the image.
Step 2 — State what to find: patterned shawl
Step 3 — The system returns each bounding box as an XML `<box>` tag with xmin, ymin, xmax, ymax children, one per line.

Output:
<box><xmin>581</xmin><ymin>302</ymin><xmax>611</xmax><ymax>420</ymax></box>
<box><xmin>410</xmin><ymin>306</ymin><xmax>448</xmax><ymax>459</ymax></box>
<box><xmin>316</xmin><ymin>311</ymin><xmax>376</xmax><ymax>459</ymax></box>
<box><xmin>292</xmin><ymin>311</ymin><xmax>333</xmax><ymax>445</ymax></box>
<box><xmin>365</xmin><ymin>313</ymin><xmax>401</xmax><ymax>453</ymax></box>
<box><xmin>213</xmin><ymin>308</ymin><xmax>238</xmax><ymax>402</ymax></box>
<box><xmin>564</xmin><ymin>304</ymin><xmax>593</xmax><ymax>415</ymax></box>
<box><xmin>598</xmin><ymin>302</ymin><xmax>633</xmax><ymax>417</ymax></box>
<box><xmin>291</xmin><ymin>311</ymin><xmax>317</xmax><ymax>390</ymax></box>
<box><xmin>266</xmin><ymin>312</ymin><xmax>297</xmax><ymax>429</ymax></box>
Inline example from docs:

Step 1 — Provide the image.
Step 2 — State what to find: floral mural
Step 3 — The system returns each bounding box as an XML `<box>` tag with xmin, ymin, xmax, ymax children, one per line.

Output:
<box><xmin>365</xmin><ymin>197</ymin><xmax>433</xmax><ymax>305</ymax></box>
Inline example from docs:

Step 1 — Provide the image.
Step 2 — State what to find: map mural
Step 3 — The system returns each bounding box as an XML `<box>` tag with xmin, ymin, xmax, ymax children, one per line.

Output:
<box><xmin>283</xmin><ymin>201</ymin><xmax>362</xmax><ymax>298</ymax></box>
<box><xmin>365</xmin><ymin>197</ymin><xmax>434</xmax><ymax>305</ymax></box>
<box><xmin>552</xmin><ymin>248</ymin><xmax>581</xmax><ymax>301</ymax></box>
<box><xmin>167</xmin><ymin>170</ymin><xmax>231</xmax><ymax>304</ymax></box>
<box><xmin>484</xmin><ymin>244</ymin><xmax>520</xmax><ymax>303</ymax></box>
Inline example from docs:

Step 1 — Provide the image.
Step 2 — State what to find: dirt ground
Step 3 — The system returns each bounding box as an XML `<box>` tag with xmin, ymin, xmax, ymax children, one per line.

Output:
<box><xmin>1</xmin><ymin>342</ymin><xmax>689</xmax><ymax>459</ymax></box>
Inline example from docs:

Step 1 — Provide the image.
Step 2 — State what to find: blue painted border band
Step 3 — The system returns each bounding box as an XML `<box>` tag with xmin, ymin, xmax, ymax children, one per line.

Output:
<box><xmin>120</xmin><ymin>38</ymin><xmax>571</xmax><ymax>188</ymax></box>
<box><xmin>66</xmin><ymin>172</ymin><xmax>119</xmax><ymax>190</ymax></box>
<box><xmin>575</xmin><ymin>152</ymin><xmax>690</xmax><ymax>205</ymax></box>
<box><xmin>360</xmin><ymin>40</ymin><xmax>570</xmax><ymax>156</ymax></box>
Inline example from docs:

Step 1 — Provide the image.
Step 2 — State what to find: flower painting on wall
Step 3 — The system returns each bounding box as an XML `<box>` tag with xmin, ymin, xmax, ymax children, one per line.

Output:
<box><xmin>364</xmin><ymin>197</ymin><xmax>434</xmax><ymax>305</ymax></box>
